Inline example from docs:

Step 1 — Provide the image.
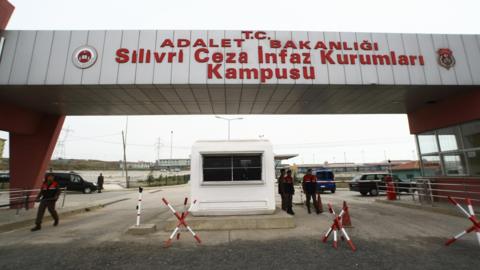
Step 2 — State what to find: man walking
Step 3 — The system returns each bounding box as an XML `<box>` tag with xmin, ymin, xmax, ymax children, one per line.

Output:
<box><xmin>303</xmin><ymin>169</ymin><xmax>320</xmax><ymax>214</ymax></box>
<box><xmin>31</xmin><ymin>174</ymin><xmax>60</xmax><ymax>231</ymax></box>
<box><xmin>283</xmin><ymin>170</ymin><xmax>295</xmax><ymax>215</ymax></box>
<box><xmin>97</xmin><ymin>173</ymin><xmax>104</xmax><ymax>193</ymax></box>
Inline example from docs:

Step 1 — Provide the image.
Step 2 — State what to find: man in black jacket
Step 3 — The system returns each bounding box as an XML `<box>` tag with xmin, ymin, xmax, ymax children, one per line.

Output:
<box><xmin>278</xmin><ymin>169</ymin><xmax>286</xmax><ymax>211</ymax></box>
<box><xmin>31</xmin><ymin>174</ymin><xmax>60</xmax><ymax>231</ymax></box>
<box><xmin>97</xmin><ymin>173</ymin><xmax>104</xmax><ymax>193</ymax></box>
<box><xmin>283</xmin><ymin>170</ymin><xmax>295</xmax><ymax>215</ymax></box>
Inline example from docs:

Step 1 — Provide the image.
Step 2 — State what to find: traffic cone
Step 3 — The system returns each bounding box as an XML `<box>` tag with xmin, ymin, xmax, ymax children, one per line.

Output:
<box><xmin>342</xmin><ymin>201</ymin><xmax>353</xmax><ymax>227</ymax></box>
<box><xmin>317</xmin><ymin>193</ymin><xmax>324</xmax><ymax>213</ymax></box>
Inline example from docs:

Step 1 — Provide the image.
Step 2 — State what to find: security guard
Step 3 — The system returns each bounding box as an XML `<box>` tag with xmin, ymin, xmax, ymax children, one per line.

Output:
<box><xmin>31</xmin><ymin>174</ymin><xmax>60</xmax><ymax>231</ymax></box>
<box><xmin>278</xmin><ymin>169</ymin><xmax>286</xmax><ymax>211</ymax></box>
<box><xmin>283</xmin><ymin>170</ymin><xmax>295</xmax><ymax>215</ymax></box>
<box><xmin>303</xmin><ymin>168</ymin><xmax>320</xmax><ymax>214</ymax></box>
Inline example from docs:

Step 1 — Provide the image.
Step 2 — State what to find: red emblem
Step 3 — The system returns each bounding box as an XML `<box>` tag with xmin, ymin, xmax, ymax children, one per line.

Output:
<box><xmin>77</xmin><ymin>50</ymin><xmax>92</xmax><ymax>63</ymax></box>
<box><xmin>437</xmin><ymin>48</ymin><xmax>455</xmax><ymax>70</ymax></box>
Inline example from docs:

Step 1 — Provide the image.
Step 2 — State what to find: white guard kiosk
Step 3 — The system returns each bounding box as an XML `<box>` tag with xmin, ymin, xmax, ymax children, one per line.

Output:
<box><xmin>190</xmin><ymin>139</ymin><xmax>276</xmax><ymax>216</ymax></box>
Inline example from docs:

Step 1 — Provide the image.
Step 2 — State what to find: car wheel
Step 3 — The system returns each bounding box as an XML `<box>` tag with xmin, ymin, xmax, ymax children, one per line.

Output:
<box><xmin>360</xmin><ymin>191</ymin><xmax>368</xmax><ymax>196</ymax></box>
<box><xmin>331</xmin><ymin>188</ymin><xmax>336</xmax><ymax>194</ymax></box>
<box><xmin>370</xmin><ymin>189</ymin><xmax>379</xmax><ymax>196</ymax></box>
<box><xmin>83</xmin><ymin>187</ymin><xmax>92</xmax><ymax>194</ymax></box>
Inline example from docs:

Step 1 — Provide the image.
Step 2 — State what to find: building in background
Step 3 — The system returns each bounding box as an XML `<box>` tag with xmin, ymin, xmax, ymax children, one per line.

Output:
<box><xmin>0</xmin><ymin>138</ymin><xmax>5</xmax><ymax>158</ymax></box>
<box><xmin>119</xmin><ymin>161</ymin><xmax>153</xmax><ymax>170</ymax></box>
<box><xmin>153</xmin><ymin>159</ymin><xmax>191</xmax><ymax>171</ymax></box>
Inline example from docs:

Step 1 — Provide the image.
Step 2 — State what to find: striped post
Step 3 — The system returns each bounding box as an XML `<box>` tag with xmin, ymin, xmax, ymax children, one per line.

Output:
<box><xmin>135</xmin><ymin>187</ymin><xmax>143</xmax><ymax>226</ymax></box>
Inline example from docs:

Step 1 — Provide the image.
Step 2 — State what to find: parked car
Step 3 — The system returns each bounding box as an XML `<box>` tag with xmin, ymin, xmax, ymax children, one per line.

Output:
<box><xmin>348</xmin><ymin>173</ymin><xmax>415</xmax><ymax>196</ymax></box>
<box><xmin>47</xmin><ymin>172</ymin><xmax>97</xmax><ymax>194</ymax></box>
<box><xmin>315</xmin><ymin>169</ymin><xmax>336</xmax><ymax>193</ymax></box>
<box><xmin>0</xmin><ymin>173</ymin><xmax>9</xmax><ymax>183</ymax></box>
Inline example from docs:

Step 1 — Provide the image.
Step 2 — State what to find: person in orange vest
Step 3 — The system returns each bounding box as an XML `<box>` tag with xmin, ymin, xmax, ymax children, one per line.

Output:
<box><xmin>303</xmin><ymin>168</ymin><xmax>320</xmax><ymax>214</ymax></box>
<box><xmin>31</xmin><ymin>174</ymin><xmax>60</xmax><ymax>231</ymax></box>
<box><xmin>283</xmin><ymin>170</ymin><xmax>295</xmax><ymax>215</ymax></box>
<box><xmin>278</xmin><ymin>169</ymin><xmax>286</xmax><ymax>211</ymax></box>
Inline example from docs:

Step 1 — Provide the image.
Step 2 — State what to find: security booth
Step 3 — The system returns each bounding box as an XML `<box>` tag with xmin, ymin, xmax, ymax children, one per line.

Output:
<box><xmin>189</xmin><ymin>140</ymin><xmax>276</xmax><ymax>216</ymax></box>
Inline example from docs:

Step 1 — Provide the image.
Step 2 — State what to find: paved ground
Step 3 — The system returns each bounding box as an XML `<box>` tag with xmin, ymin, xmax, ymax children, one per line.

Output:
<box><xmin>0</xmin><ymin>185</ymin><xmax>479</xmax><ymax>269</ymax></box>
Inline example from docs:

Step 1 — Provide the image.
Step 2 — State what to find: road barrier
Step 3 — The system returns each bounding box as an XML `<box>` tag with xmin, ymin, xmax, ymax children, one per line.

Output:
<box><xmin>445</xmin><ymin>196</ymin><xmax>480</xmax><ymax>247</ymax></box>
<box><xmin>135</xmin><ymin>187</ymin><xmax>143</xmax><ymax>226</ymax></box>
<box><xmin>162</xmin><ymin>197</ymin><xmax>201</xmax><ymax>247</ymax></box>
<box><xmin>322</xmin><ymin>202</ymin><xmax>356</xmax><ymax>251</ymax></box>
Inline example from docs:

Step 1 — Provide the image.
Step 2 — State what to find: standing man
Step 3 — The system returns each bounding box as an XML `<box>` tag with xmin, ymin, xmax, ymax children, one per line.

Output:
<box><xmin>278</xmin><ymin>169</ymin><xmax>286</xmax><ymax>211</ymax></box>
<box><xmin>31</xmin><ymin>174</ymin><xmax>60</xmax><ymax>231</ymax></box>
<box><xmin>97</xmin><ymin>173</ymin><xmax>104</xmax><ymax>193</ymax></box>
<box><xmin>283</xmin><ymin>170</ymin><xmax>295</xmax><ymax>215</ymax></box>
<box><xmin>303</xmin><ymin>169</ymin><xmax>320</xmax><ymax>214</ymax></box>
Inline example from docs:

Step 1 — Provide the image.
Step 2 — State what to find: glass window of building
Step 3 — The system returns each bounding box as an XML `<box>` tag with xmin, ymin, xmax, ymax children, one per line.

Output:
<box><xmin>202</xmin><ymin>154</ymin><xmax>262</xmax><ymax>182</ymax></box>
<box><xmin>442</xmin><ymin>154</ymin><xmax>467</xmax><ymax>176</ymax></box>
<box><xmin>421</xmin><ymin>155</ymin><xmax>442</xmax><ymax>176</ymax></box>
<box><xmin>461</xmin><ymin>120</ymin><xmax>480</xmax><ymax>149</ymax></box>
<box><xmin>437</xmin><ymin>127</ymin><xmax>461</xmax><ymax>152</ymax></box>
<box><xmin>418</xmin><ymin>132</ymin><xmax>438</xmax><ymax>154</ymax></box>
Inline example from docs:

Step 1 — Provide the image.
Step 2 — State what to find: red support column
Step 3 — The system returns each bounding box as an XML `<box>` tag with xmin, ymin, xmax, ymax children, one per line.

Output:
<box><xmin>1</xmin><ymin>103</ymin><xmax>64</xmax><ymax>208</ymax></box>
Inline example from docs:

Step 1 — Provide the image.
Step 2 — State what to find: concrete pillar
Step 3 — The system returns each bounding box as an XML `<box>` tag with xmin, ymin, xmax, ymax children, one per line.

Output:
<box><xmin>1</xmin><ymin>103</ymin><xmax>64</xmax><ymax>208</ymax></box>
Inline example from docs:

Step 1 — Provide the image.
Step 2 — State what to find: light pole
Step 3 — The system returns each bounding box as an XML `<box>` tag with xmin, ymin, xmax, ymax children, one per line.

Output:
<box><xmin>215</xmin><ymin>116</ymin><xmax>243</xmax><ymax>140</ymax></box>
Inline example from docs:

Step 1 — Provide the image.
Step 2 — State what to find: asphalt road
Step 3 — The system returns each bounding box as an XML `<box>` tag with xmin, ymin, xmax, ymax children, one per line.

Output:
<box><xmin>0</xmin><ymin>186</ymin><xmax>479</xmax><ymax>270</ymax></box>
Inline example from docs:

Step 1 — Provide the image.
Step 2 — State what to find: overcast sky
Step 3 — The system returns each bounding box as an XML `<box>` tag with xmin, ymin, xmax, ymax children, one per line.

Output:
<box><xmin>1</xmin><ymin>0</ymin><xmax>479</xmax><ymax>164</ymax></box>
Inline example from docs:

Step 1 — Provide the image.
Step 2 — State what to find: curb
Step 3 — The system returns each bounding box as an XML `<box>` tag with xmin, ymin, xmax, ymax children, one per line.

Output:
<box><xmin>375</xmin><ymin>199</ymin><xmax>463</xmax><ymax>218</ymax></box>
<box><xmin>0</xmin><ymin>198</ymin><xmax>130</xmax><ymax>233</ymax></box>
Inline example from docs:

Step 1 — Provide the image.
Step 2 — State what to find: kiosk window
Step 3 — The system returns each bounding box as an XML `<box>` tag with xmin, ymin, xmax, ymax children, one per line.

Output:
<box><xmin>203</xmin><ymin>154</ymin><xmax>262</xmax><ymax>182</ymax></box>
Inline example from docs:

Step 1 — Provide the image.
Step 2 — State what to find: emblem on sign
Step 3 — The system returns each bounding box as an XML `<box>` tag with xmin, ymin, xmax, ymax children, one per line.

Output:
<box><xmin>72</xmin><ymin>46</ymin><xmax>97</xmax><ymax>69</ymax></box>
<box><xmin>437</xmin><ymin>48</ymin><xmax>455</xmax><ymax>70</ymax></box>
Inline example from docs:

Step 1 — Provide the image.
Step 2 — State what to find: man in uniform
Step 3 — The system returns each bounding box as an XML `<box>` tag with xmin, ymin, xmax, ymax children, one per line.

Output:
<box><xmin>97</xmin><ymin>173</ymin><xmax>104</xmax><ymax>193</ymax></box>
<box><xmin>278</xmin><ymin>169</ymin><xmax>286</xmax><ymax>211</ymax></box>
<box><xmin>283</xmin><ymin>170</ymin><xmax>295</xmax><ymax>215</ymax></box>
<box><xmin>31</xmin><ymin>174</ymin><xmax>60</xmax><ymax>231</ymax></box>
<box><xmin>303</xmin><ymin>168</ymin><xmax>320</xmax><ymax>214</ymax></box>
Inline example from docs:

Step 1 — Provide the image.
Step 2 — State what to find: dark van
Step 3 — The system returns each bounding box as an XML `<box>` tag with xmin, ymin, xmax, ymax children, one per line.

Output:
<box><xmin>315</xmin><ymin>169</ymin><xmax>336</xmax><ymax>193</ymax></box>
<box><xmin>47</xmin><ymin>172</ymin><xmax>97</xmax><ymax>194</ymax></box>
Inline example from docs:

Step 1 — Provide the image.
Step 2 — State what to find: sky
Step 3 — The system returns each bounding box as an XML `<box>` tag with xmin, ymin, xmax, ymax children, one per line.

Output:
<box><xmin>1</xmin><ymin>0</ymin><xmax>479</xmax><ymax>164</ymax></box>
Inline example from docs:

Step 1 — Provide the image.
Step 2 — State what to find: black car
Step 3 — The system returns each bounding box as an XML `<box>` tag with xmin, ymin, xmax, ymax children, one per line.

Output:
<box><xmin>349</xmin><ymin>173</ymin><xmax>415</xmax><ymax>196</ymax></box>
<box><xmin>47</xmin><ymin>172</ymin><xmax>97</xmax><ymax>194</ymax></box>
<box><xmin>0</xmin><ymin>173</ymin><xmax>9</xmax><ymax>183</ymax></box>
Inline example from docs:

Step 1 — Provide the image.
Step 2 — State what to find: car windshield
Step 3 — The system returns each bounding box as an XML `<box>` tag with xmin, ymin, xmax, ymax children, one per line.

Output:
<box><xmin>352</xmin><ymin>175</ymin><xmax>362</xmax><ymax>181</ymax></box>
<box><xmin>316</xmin><ymin>171</ymin><xmax>333</xmax><ymax>180</ymax></box>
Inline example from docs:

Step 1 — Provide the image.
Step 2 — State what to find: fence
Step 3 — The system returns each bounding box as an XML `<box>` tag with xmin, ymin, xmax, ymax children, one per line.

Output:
<box><xmin>291</xmin><ymin>177</ymin><xmax>480</xmax><ymax>207</ymax></box>
<box><xmin>0</xmin><ymin>187</ymin><xmax>67</xmax><ymax>214</ymax></box>
<box><xmin>355</xmin><ymin>177</ymin><xmax>480</xmax><ymax>206</ymax></box>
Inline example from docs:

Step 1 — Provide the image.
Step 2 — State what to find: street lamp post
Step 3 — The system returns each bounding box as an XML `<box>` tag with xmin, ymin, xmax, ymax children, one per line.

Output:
<box><xmin>215</xmin><ymin>116</ymin><xmax>243</xmax><ymax>140</ymax></box>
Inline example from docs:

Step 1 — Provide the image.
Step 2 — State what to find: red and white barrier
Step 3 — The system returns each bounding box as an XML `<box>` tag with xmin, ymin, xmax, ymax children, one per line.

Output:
<box><xmin>162</xmin><ymin>197</ymin><xmax>201</xmax><ymax>247</ymax></box>
<box><xmin>136</xmin><ymin>187</ymin><xmax>143</xmax><ymax>226</ymax></box>
<box><xmin>445</xmin><ymin>196</ymin><xmax>480</xmax><ymax>247</ymax></box>
<box><xmin>322</xmin><ymin>202</ymin><xmax>356</xmax><ymax>251</ymax></box>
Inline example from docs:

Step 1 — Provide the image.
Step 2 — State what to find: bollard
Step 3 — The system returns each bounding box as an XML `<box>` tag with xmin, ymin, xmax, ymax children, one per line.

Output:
<box><xmin>136</xmin><ymin>187</ymin><xmax>143</xmax><ymax>226</ymax></box>
<box><xmin>385</xmin><ymin>175</ymin><xmax>397</xmax><ymax>201</ymax></box>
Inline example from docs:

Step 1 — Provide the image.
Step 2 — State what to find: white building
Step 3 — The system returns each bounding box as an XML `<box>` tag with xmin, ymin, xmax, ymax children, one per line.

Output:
<box><xmin>190</xmin><ymin>140</ymin><xmax>276</xmax><ymax>216</ymax></box>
